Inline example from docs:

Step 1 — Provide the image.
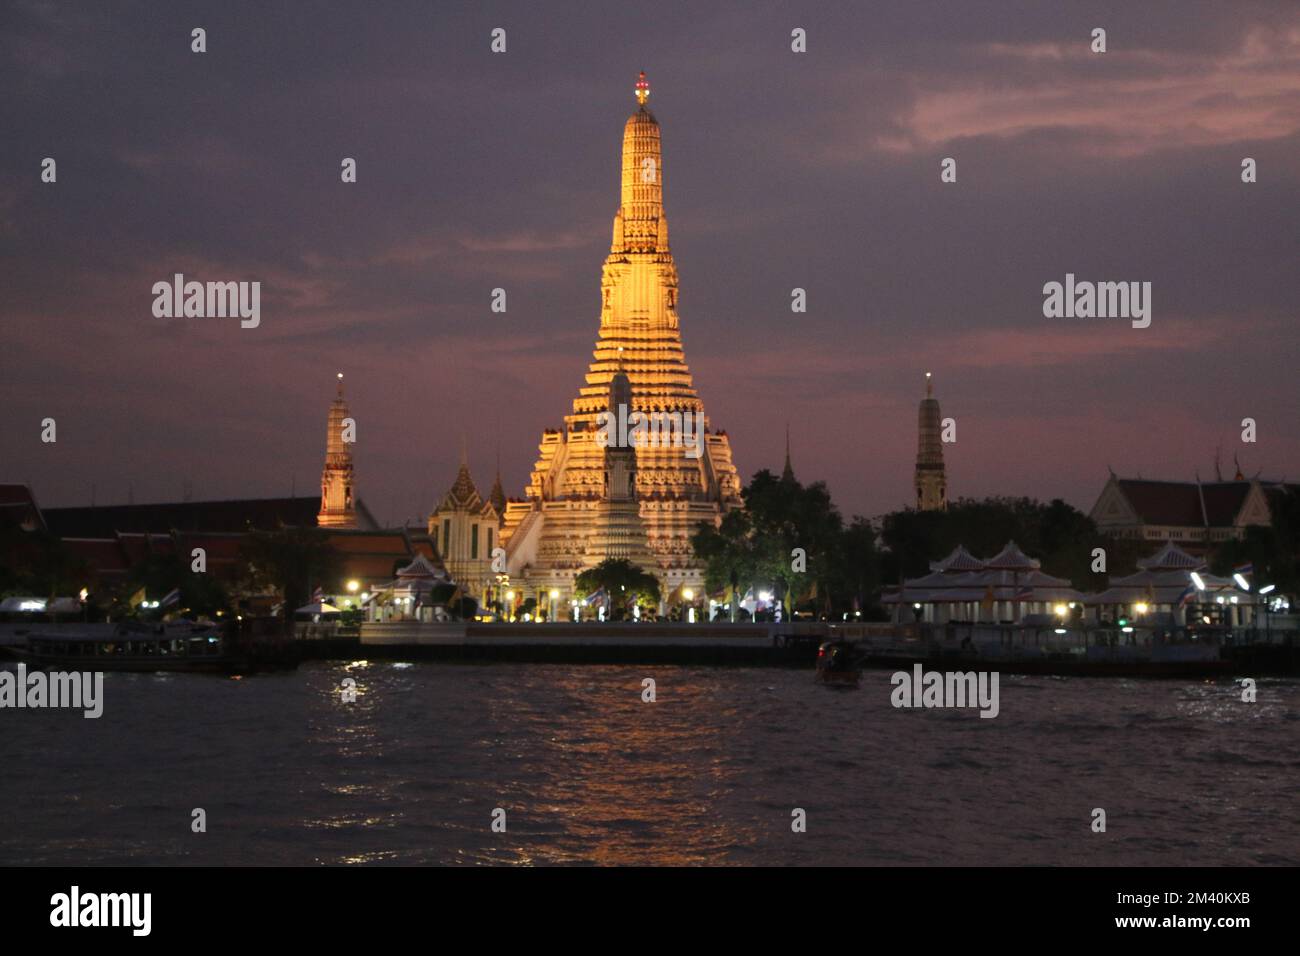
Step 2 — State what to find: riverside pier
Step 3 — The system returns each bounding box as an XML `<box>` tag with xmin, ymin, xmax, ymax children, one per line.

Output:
<box><xmin>292</xmin><ymin>618</ymin><xmax>1300</xmax><ymax>676</ymax></box>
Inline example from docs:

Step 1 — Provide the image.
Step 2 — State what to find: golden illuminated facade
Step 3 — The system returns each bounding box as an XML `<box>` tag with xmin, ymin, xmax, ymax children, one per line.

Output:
<box><xmin>317</xmin><ymin>373</ymin><xmax>358</xmax><ymax>528</ymax></box>
<box><xmin>501</xmin><ymin>73</ymin><xmax>743</xmax><ymax>608</ymax></box>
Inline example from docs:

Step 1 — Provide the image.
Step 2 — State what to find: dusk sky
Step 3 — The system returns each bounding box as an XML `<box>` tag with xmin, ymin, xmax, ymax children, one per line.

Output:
<box><xmin>3</xmin><ymin>0</ymin><xmax>1298</xmax><ymax>526</ymax></box>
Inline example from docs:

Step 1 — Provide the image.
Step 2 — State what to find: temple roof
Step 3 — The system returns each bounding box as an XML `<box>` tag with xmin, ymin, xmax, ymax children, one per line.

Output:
<box><xmin>395</xmin><ymin>553</ymin><xmax>444</xmax><ymax>580</ymax></box>
<box><xmin>929</xmin><ymin>545</ymin><xmax>985</xmax><ymax>573</ymax></box>
<box><xmin>1112</xmin><ymin>479</ymin><xmax>1251</xmax><ymax>527</ymax></box>
<box><xmin>983</xmin><ymin>541</ymin><xmax>1040</xmax><ymax>571</ymax></box>
<box><xmin>442</xmin><ymin>461</ymin><xmax>482</xmax><ymax>511</ymax></box>
<box><xmin>1135</xmin><ymin>541</ymin><xmax>1205</xmax><ymax>571</ymax></box>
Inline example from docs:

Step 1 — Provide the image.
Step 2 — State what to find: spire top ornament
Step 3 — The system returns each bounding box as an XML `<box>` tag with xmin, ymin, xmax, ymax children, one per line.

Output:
<box><xmin>635</xmin><ymin>70</ymin><xmax>649</xmax><ymax>106</ymax></box>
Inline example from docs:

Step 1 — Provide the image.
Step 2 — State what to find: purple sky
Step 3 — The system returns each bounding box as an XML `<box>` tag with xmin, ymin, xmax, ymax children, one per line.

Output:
<box><xmin>3</xmin><ymin>1</ymin><xmax>1298</xmax><ymax>526</ymax></box>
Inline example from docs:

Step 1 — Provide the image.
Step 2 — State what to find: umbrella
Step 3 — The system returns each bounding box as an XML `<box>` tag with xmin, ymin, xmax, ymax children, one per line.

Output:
<box><xmin>294</xmin><ymin>601</ymin><xmax>342</xmax><ymax>616</ymax></box>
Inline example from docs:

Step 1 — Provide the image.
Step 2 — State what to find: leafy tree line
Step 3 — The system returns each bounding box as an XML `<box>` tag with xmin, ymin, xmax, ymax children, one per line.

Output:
<box><xmin>692</xmin><ymin>469</ymin><xmax>880</xmax><ymax>620</ymax></box>
<box><xmin>1209</xmin><ymin>486</ymin><xmax>1300</xmax><ymax>597</ymax></box>
<box><xmin>877</xmin><ymin>496</ymin><xmax>1148</xmax><ymax>591</ymax></box>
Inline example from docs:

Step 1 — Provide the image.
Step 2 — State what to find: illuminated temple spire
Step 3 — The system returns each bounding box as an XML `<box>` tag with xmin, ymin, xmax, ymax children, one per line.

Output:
<box><xmin>915</xmin><ymin>372</ymin><xmax>947</xmax><ymax>512</ymax></box>
<box><xmin>500</xmin><ymin>73</ymin><xmax>743</xmax><ymax>607</ymax></box>
<box><xmin>318</xmin><ymin>372</ymin><xmax>357</xmax><ymax>527</ymax></box>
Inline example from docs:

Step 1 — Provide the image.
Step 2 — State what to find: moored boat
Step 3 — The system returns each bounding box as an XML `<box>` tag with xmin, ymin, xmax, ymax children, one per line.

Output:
<box><xmin>815</xmin><ymin>640</ymin><xmax>861</xmax><ymax>688</ymax></box>
<box><xmin>4</xmin><ymin>621</ymin><xmax>297</xmax><ymax>674</ymax></box>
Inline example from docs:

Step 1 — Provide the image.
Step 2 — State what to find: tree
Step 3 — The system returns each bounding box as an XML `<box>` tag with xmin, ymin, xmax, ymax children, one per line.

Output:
<box><xmin>0</xmin><ymin>518</ymin><xmax>91</xmax><ymax>600</ymax></box>
<box><xmin>239</xmin><ymin>525</ymin><xmax>342</xmax><ymax>632</ymax></box>
<box><xmin>692</xmin><ymin>469</ymin><xmax>866</xmax><ymax>620</ymax></box>
<box><xmin>122</xmin><ymin>551</ymin><xmax>229</xmax><ymax>618</ymax></box>
<box><xmin>1210</xmin><ymin>486</ymin><xmax>1300</xmax><ymax>598</ymax></box>
<box><xmin>692</xmin><ymin>508</ymin><xmax>755</xmax><ymax>621</ymax></box>
<box><xmin>826</xmin><ymin>516</ymin><xmax>881</xmax><ymax>618</ymax></box>
<box><xmin>878</xmin><ymin>497</ymin><xmax>1137</xmax><ymax>591</ymax></box>
<box><xmin>574</xmin><ymin>558</ymin><xmax>661</xmax><ymax>620</ymax></box>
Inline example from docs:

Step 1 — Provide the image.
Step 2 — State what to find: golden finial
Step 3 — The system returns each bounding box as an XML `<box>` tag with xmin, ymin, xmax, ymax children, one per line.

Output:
<box><xmin>635</xmin><ymin>70</ymin><xmax>649</xmax><ymax>106</ymax></box>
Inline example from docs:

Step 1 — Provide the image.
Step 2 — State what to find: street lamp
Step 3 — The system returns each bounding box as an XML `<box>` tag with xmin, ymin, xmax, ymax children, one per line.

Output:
<box><xmin>347</xmin><ymin>579</ymin><xmax>360</xmax><ymax>594</ymax></box>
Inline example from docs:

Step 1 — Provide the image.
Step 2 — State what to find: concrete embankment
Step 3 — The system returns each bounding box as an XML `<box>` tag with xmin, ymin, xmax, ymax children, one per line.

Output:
<box><xmin>290</xmin><ymin>620</ymin><xmax>1300</xmax><ymax>676</ymax></box>
<box><xmin>295</xmin><ymin>621</ymin><xmax>846</xmax><ymax>665</ymax></box>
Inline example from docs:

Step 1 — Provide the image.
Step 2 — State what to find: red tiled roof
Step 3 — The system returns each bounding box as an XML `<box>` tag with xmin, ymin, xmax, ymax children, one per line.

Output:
<box><xmin>1116</xmin><ymin>480</ymin><xmax>1252</xmax><ymax>527</ymax></box>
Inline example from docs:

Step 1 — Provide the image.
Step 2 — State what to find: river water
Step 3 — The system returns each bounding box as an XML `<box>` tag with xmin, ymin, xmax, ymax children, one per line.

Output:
<box><xmin>2</xmin><ymin>662</ymin><xmax>1297</xmax><ymax>865</ymax></box>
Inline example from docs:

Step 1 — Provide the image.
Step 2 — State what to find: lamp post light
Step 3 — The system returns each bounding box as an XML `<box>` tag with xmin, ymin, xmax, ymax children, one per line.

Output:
<box><xmin>549</xmin><ymin>588</ymin><xmax>560</xmax><ymax>623</ymax></box>
<box><xmin>1259</xmin><ymin>584</ymin><xmax>1275</xmax><ymax>639</ymax></box>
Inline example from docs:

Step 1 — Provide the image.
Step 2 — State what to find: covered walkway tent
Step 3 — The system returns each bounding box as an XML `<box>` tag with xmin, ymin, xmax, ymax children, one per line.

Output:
<box><xmin>882</xmin><ymin>542</ymin><xmax>1084</xmax><ymax>625</ymax></box>
<box><xmin>1084</xmin><ymin>541</ymin><xmax>1253</xmax><ymax>627</ymax></box>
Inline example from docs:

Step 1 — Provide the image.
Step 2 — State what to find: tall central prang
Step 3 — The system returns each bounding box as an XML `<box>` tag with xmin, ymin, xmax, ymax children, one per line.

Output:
<box><xmin>500</xmin><ymin>73</ymin><xmax>743</xmax><ymax>610</ymax></box>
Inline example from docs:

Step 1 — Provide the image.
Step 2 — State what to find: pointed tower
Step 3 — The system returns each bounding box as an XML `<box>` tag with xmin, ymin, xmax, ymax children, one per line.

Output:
<box><xmin>488</xmin><ymin>449</ymin><xmax>507</xmax><ymax>522</ymax></box>
<box><xmin>501</xmin><ymin>73</ymin><xmax>743</xmax><ymax>606</ymax></box>
<box><xmin>915</xmin><ymin>372</ymin><xmax>947</xmax><ymax>511</ymax></box>
<box><xmin>317</xmin><ymin>373</ymin><xmax>357</xmax><ymax>528</ymax></box>
<box><xmin>428</xmin><ymin>447</ymin><xmax>500</xmax><ymax>603</ymax></box>
<box><xmin>781</xmin><ymin>423</ymin><xmax>796</xmax><ymax>483</ymax></box>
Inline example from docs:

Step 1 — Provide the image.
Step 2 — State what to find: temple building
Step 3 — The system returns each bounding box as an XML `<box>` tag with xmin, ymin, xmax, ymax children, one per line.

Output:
<box><xmin>915</xmin><ymin>372</ymin><xmax>947</xmax><ymax>511</ymax></box>
<box><xmin>317</xmin><ymin>373</ymin><xmax>358</xmax><ymax>528</ymax></box>
<box><xmin>500</xmin><ymin>73</ymin><xmax>743</xmax><ymax>610</ymax></box>
<box><xmin>427</xmin><ymin>449</ymin><xmax>503</xmax><ymax>606</ymax></box>
<box><xmin>1089</xmin><ymin>473</ymin><xmax>1291</xmax><ymax>552</ymax></box>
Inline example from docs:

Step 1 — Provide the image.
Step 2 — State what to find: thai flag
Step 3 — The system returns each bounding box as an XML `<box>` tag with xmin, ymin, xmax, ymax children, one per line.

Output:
<box><xmin>160</xmin><ymin>588</ymin><xmax>181</xmax><ymax>608</ymax></box>
<box><xmin>1233</xmin><ymin>562</ymin><xmax>1254</xmax><ymax>576</ymax></box>
<box><xmin>585</xmin><ymin>587</ymin><xmax>606</xmax><ymax>606</ymax></box>
<box><xmin>1014</xmin><ymin>586</ymin><xmax>1034</xmax><ymax>601</ymax></box>
<box><xmin>312</xmin><ymin>586</ymin><xmax>324</xmax><ymax>602</ymax></box>
<box><xmin>1177</xmin><ymin>584</ymin><xmax>1197</xmax><ymax>606</ymax></box>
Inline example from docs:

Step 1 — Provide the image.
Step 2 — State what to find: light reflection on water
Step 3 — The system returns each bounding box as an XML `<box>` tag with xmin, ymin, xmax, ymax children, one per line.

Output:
<box><xmin>1</xmin><ymin>662</ymin><xmax>1297</xmax><ymax>865</ymax></box>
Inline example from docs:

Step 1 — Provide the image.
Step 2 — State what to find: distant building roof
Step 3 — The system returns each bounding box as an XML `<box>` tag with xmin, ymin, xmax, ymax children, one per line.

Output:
<box><xmin>0</xmin><ymin>483</ymin><xmax>44</xmax><ymax>531</ymax></box>
<box><xmin>42</xmin><ymin>497</ymin><xmax>325</xmax><ymax>538</ymax></box>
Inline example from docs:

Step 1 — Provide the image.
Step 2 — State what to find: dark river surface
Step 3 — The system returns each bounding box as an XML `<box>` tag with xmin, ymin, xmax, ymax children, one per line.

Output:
<box><xmin>2</xmin><ymin>661</ymin><xmax>1297</xmax><ymax>865</ymax></box>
